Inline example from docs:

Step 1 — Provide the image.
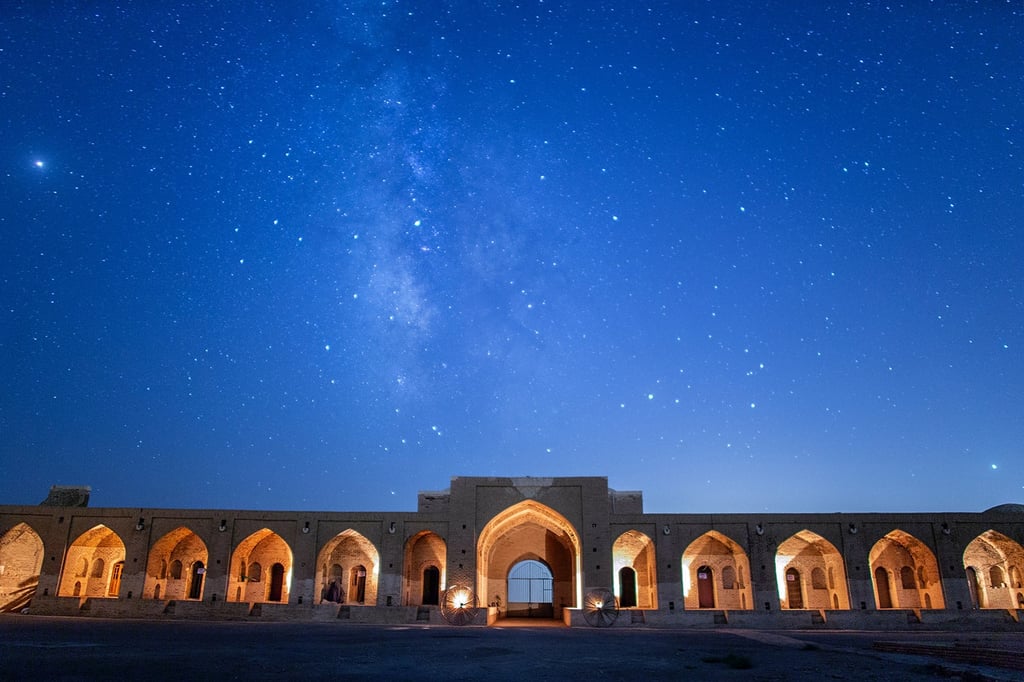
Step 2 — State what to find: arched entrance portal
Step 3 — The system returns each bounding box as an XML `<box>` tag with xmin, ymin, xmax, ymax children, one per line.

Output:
<box><xmin>477</xmin><ymin>501</ymin><xmax>581</xmax><ymax>622</ymax></box>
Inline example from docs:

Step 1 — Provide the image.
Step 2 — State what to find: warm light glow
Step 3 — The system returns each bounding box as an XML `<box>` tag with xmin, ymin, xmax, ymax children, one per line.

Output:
<box><xmin>594</xmin><ymin>600</ymin><xmax>603</xmax><ymax>609</ymax></box>
<box><xmin>452</xmin><ymin>589</ymin><xmax>470</xmax><ymax>608</ymax></box>
<box><xmin>775</xmin><ymin>555</ymin><xmax>793</xmax><ymax>605</ymax></box>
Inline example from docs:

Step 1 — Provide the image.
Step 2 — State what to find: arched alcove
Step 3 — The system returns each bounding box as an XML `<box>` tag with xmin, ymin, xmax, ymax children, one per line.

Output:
<box><xmin>612</xmin><ymin>530</ymin><xmax>657</xmax><ymax>609</ymax></box>
<box><xmin>0</xmin><ymin>523</ymin><xmax>44</xmax><ymax>612</ymax></box>
<box><xmin>228</xmin><ymin>529</ymin><xmax>293</xmax><ymax>603</ymax></box>
<box><xmin>58</xmin><ymin>525</ymin><xmax>126</xmax><ymax>599</ymax></box>
<box><xmin>962</xmin><ymin>530</ymin><xmax>1024</xmax><ymax>609</ymax></box>
<box><xmin>681</xmin><ymin>531</ymin><xmax>752</xmax><ymax>610</ymax></box>
<box><xmin>775</xmin><ymin>530</ymin><xmax>850</xmax><ymax>610</ymax></box>
<box><xmin>144</xmin><ymin>527</ymin><xmax>209</xmax><ymax>600</ymax></box>
<box><xmin>316</xmin><ymin>530</ymin><xmax>379</xmax><ymax>605</ymax></box>
<box><xmin>868</xmin><ymin>530</ymin><xmax>944</xmax><ymax>609</ymax></box>
<box><xmin>403</xmin><ymin>531</ymin><xmax>446</xmax><ymax>606</ymax></box>
<box><xmin>476</xmin><ymin>500</ymin><xmax>580</xmax><ymax>620</ymax></box>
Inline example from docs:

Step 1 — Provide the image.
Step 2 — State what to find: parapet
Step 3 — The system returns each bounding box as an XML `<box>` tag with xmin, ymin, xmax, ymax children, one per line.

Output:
<box><xmin>417</xmin><ymin>489</ymin><xmax>450</xmax><ymax>513</ymax></box>
<box><xmin>40</xmin><ymin>485</ymin><xmax>91</xmax><ymax>507</ymax></box>
<box><xmin>610</xmin><ymin>489</ymin><xmax>643</xmax><ymax>514</ymax></box>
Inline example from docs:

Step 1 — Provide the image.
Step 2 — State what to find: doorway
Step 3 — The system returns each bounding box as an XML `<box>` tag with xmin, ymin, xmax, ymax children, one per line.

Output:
<box><xmin>618</xmin><ymin>567</ymin><xmax>638</xmax><ymax>608</ymax></box>
<box><xmin>507</xmin><ymin>559</ymin><xmax>553</xmax><ymax>618</ymax></box>
<box><xmin>351</xmin><ymin>566</ymin><xmax>367</xmax><ymax>604</ymax></box>
<box><xmin>697</xmin><ymin>565</ymin><xmax>715</xmax><ymax>608</ymax></box>
<box><xmin>785</xmin><ymin>568</ymin><xmax>803</xmax><ymax>608</ymax></box>
<box><xmin>875</xmin><ymin>567</ymin><xmax>893</xmax><ymax>608</ymax></box>
<box><xmin>268</xmin><ymin>563</ymin><xmax>285</xmax><ymax>602</ymax></box>
<box><xmin>188</xmin><ymin>561</ymin><xmax>205</xmax><ymax>600</ymax></box>
<box><xmin>108</xmin><ymin>562</ymin><xmax>124</xmax><ymax>597</ymax></box>
<box><xmin>422</xmin><ymin>566</ymin><xmax>440</xmax><ymax>605</ymax></box>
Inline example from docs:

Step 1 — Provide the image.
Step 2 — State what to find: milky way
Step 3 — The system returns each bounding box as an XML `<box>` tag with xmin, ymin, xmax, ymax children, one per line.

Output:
<box><xmin>2</xmin><ymin>2</ymin><xmax>1021</xmax><ymax>512</ymax></box>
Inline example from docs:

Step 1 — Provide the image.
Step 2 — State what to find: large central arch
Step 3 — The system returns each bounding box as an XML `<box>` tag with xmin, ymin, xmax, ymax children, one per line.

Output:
<box><xmin>476</xmin><ymin>500</ymin><xmax>581</xmax><ymax>619</ymax></box>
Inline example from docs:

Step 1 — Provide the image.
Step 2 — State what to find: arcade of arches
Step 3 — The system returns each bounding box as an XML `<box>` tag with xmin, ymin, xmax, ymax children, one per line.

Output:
<box><xmin>1</xmin><ymin>478</ymin><xmax>1023</xmax><ymax>626</ymax></box>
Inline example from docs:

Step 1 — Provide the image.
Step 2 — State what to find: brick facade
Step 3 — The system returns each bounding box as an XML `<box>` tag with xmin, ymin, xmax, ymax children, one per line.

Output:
<box><xmin>1</xmin><ymin>477</ymin><xmax>1022</xmax><ymax>629</ymax></box>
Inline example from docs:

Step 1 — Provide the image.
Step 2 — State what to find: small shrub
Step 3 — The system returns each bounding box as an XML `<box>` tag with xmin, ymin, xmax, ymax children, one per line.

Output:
<box><xmin>701</xmin><ymin>653</ymin><xmax>753</xmax><ymax>670</ymax></box>
<box><xmin>723</xmin><ymin>653</ymin><xmax>753</xmax><ymax>670</ymax></box>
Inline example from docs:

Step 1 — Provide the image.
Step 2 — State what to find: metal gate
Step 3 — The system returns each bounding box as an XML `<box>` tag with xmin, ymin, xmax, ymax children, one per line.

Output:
<box><xmin>507</xmin><ymin>560</ymin><xmax>553</xmax><ymax>617</ymax></box>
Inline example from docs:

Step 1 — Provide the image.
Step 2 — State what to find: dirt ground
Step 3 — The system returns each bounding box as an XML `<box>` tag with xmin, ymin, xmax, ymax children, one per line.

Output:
<box><xmin>1</xmin><ymin>614</ymin><xmax>1021</xmax><ymax>681</ymax></box>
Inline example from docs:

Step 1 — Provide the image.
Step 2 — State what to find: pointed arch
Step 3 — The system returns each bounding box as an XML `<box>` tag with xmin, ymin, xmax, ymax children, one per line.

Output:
<box><xmin>612</xmin><ymin>530</ymin><xmax>658</xmax><ymax>608</ymax></box>
<box><xmin>869</xmin><ymin>530</ymin><xmax>944</xmax><ymax>609</ymax></box>
<box><xmin>403</xmin><ymin>531</ymin><xmax>446</xmax><ymax>606</ymax></box>
<box><xmin>316</xmin><ymin>529</ymin><xmax>379</xmax><ymax>605</ymax></box>
<box><xmin>962</xmin><ymin>530</ymin><xmax>1024</xmax><ymax>609</ymax></box>
<box><xmin>144</xmin><ymin>527</ymin><xmax>209</xmax><ymax>601</ymax></box>
<box><xmin>0</xmin><ymin>523</ymin><xmax>44</xmax><ymax>612</ymax></box>
<box><xmin>477</xmin><ymin>500</ymin><xmax>581</xmax><ymax>618</ymax></box>
<box><xmin>681</xmin><ymin>531</ymin><xmax>752</xmax><ymax>610</ymax></box>
<box><xmin>228</xmin><ymin>529</ymin><xmax>293</xmax><ymax>603</ymax></box>
<box><xmin>58</xmin><ymin>525</ymin><xmax>126</xmax><ymax>599</ymax></box>
<box><xmin>775</xmin><ymin>530</ymin><xmax>850</xmax><ymax>610</ymax></box>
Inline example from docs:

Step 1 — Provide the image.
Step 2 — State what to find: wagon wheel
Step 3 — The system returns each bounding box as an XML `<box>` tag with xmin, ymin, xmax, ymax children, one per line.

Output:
<box><xmin>440</xmin><ymin>585</ymin><xmax>480</xmax><ymax>626</ymax></box>
<box><xmin>582</xmin><ymin>588</ymin><xmax>619</xmax><ymax>627</ymax></box>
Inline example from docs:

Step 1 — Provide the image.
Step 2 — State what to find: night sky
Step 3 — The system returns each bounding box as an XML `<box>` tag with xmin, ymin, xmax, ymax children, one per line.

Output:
<box><xmin>3</xmin><ymin>2</ymin><xmax>1021</xmax><ymax>514</ymax></box>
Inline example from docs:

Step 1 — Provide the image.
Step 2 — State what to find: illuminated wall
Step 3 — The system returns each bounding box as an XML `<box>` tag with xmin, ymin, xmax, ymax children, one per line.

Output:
<box><xmin>1</xmin><ymin>479</ymin><xmax>1022</xmax><ymax>626</ymax></box>
<box><xmin>0</xmin><ymin>523</ymin><xmax>43</xmax><ymax>613</ymax></box>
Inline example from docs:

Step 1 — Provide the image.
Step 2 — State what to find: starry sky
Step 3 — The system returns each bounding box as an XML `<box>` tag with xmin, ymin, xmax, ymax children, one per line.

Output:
<box><xmin>2</xmin><ymin>1</ymin><xmax>1022</xmax><ymax>514</ymax></box>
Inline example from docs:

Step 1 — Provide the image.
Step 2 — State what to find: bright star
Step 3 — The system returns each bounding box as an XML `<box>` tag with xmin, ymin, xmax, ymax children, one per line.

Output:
<box><xmin>33</xmin><ymin>160</ymin><xmax>44</xmax><ymax>168</ymax></box>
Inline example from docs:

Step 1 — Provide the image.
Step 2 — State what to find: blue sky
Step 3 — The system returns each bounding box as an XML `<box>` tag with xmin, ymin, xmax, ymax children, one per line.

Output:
<box><xmin>2</xmin><ymin>1</ymin><xmax>1021</xmax><ymax>513</ymax></box>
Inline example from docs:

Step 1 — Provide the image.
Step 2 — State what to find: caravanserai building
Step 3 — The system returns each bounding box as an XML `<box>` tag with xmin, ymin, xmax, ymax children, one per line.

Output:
<box><xmin>2</xmin><ymin>477</ymin><xmax>1022</xmax><ymax>628</ymax></box>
